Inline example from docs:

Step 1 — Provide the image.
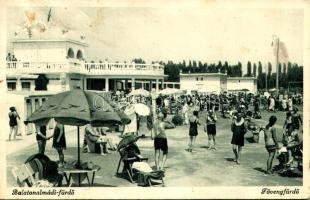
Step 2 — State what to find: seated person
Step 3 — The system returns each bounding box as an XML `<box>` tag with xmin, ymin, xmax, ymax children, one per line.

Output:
<box><xmin>96</xmin><ymin>127</ymin><xmax>117</xmax><ymax>151</ymax></box>
<box><xmin>281</xmin><ymin>128</ymin><xmax>302</xmax><ymax>165</ymax></box>
<box><xmin>83</xmin><ymin>124</ymin><xmax>111</xmax><ymax>155</ymax></box>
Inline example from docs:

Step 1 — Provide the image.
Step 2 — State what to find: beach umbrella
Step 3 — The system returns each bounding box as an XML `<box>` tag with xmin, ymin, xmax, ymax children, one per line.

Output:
<box><xmin>26</xmin><ymin>89</ymin><xmax>130</xmax><ymax>170</ymax></box>
<box><xmin>133</xmin><ymin>103</ymin><xmax>150</xmax><ymax>116</ymax></box>
<box><xmin>124</xmin><ymin>104</ymin><xmax>136</xmax><ymax>116</ymax></box>
<box><xmin>159</xmin><ymin>88</ymin><xmax>182</xmax><ymax>95</ymax></box>
<box><xmin>129</xmin><ymin>88</ymin><xmax>150</xmax><ymax>97</ymax></box>
<box><xmin>117</xmin><ymin>135</ymin><xmax>141</xmax><ymax>151</ymax></box>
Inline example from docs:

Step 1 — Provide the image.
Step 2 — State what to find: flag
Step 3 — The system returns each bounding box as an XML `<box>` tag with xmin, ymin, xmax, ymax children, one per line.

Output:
<box><xmin>278</xmin><ymin>42</ymin><xmax>289</xmax><ymax>62</ymax></box>
<box><xmin>47</xmin><ymin>8</ymin><xmax>52</xmax><ymax>22</ymax></box>
<box><xmin>272</xmin><ymin>38</ymin><xmax>288</xmax><ymax>62</ymax></box>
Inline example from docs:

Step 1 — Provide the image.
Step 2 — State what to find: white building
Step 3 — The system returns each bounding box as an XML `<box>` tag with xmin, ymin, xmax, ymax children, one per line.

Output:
<box><xmin>4</xmin><ymin>36</ymin><xmax>165</xmax><ymax>135</ymax></box>
<box><xmin>227</xmin><ymin>77</ymin><xmax>257</xmax><ymax>93</ymax></box>
<box><xmin>6</xmin><ymin>38</ymin><xmax>165</xmax><ymax>93</ymax></box>
<box><xmin>180</xmin><ymin>71</ymin><xmax>257</xmax><ymax>94</ymax></box>
<box><xmin>180</xmin><ymin>72</ymin><xmax>227</xmax><ymax>94</ymax></box>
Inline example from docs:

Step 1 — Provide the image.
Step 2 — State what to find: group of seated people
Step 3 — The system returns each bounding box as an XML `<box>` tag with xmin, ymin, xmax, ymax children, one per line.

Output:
<box><xmin>82</xmin><ymin>124</ymin><xmax>118</xmax><ymax>155</ymax></box>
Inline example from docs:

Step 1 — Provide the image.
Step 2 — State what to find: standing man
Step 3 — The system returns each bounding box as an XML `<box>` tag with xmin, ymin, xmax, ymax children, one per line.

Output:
<box><xmin>154</xmin><ymin>112</ymin><xmax>175</xmax><ymax>170</ymax></box>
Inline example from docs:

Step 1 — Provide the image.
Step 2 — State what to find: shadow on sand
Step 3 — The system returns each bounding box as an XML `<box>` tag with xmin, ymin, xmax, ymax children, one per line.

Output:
<box><xmin>224</xmin><ymin>157</ymin><xmax>236</xmax><ymax>162</ymax></box>
<box><xmin>253</xmin><ymin>167</ymin><xmax>267</xmax><ymax>174</ymax></box>
<box><xmin>68</xmin><ymin>183</ymin><xmax>117</xmax><ymax>187</ymax></box>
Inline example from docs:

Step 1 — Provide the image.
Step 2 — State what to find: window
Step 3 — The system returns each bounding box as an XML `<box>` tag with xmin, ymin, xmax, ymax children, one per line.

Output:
<box><xmin>239</xmin><ymin>80</ymin><xmax>241</xmax><ymax>82</ymax></box>
<box><xmin>76</xmin><ymin>50</ymin><xmax>84</xmax><ymax>60</ymax></box>
<box><xmin>7</xmin><ymin>82</ymin><xmax>16</xmax><ymax>91</ymax></box>
<box><xmin>201</xmin><ymin>77</ymin><xmax>203</xmax><ymax>81</ymax></box>
<box><xmin>22</xmin><ymin>82</ymin><xmax>31</xmax><ymax>91</ymax></box>
<box><xmin>67</xmin><ymin>48</ymin><xmax>75</xmax><ymax>58</ymax></box>
<box><xmin>196</xmin><ymin>77</ymin><xmax>199</xmax><ymax>81</ymax></box>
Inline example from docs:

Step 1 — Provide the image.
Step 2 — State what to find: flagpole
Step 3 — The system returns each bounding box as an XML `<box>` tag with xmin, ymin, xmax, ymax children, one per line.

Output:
<box><xmin>265</xmin><ymin>64</ymin><xmax>267</xmax><ymax>92</ymax></box>
<box><xmin>276</xmin><ymin>37</ymin><xmax>279</xmax><ymax>96</ymax></box>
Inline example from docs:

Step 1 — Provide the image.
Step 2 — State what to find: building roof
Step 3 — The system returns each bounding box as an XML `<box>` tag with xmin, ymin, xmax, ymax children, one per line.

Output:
<box><xmin>6</xmin><ymin>74</ymin><xmax>39</xmax><ymax>79</ymax></box>
<box><xmin>227</xmin><ymin>76</ymin><xmax>256</xmax><ymax>80</ymax></box>
<box><xmin>6</xmin><ymin>91</ymin><xmax>57</xmax><ymax>97</ymax></box>
<box><xmin>180</xmin><ymin>72</ymin><xmax>226</xmax><ymax>77</ymax></box>
<box><xmin>12</xmin><ymin>39</ymin><xmax>88</xmax><ymax>47</ymax></box>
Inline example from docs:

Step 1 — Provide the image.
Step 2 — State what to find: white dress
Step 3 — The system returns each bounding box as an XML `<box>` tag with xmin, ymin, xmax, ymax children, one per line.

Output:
<box><xmin>124</xmin><ymin>105</ymin><xmax>137</xmax><ymax>134</ymax></box>
<box><xmin>269</xmin><ymin>98</ymin><xmax>275</xmax><ymax>110</ymax></box>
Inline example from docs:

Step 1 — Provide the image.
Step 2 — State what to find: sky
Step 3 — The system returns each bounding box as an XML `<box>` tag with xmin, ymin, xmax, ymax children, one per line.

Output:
<box><xmin>6</xmin><ymin>5</ymin><xmax>304</xmax><ymax>72</ymax></box>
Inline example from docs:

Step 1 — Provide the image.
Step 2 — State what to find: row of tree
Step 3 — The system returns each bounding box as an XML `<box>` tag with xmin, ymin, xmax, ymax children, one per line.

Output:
<box><xmin>245</xmin><ymin>61</ymin><xmax>304</xmax><ymax>90</ymax></box>
<box><xmin>157</xmin><ymin>60</ymin><xmax>303</xmax><ymax>90</ymax></box>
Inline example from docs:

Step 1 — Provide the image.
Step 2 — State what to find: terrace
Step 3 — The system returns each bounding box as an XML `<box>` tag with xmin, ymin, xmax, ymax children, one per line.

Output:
<box><xmin>6</xmin><ymin>61</ymin><xmax>165</xmax><ymax>77</ymax></box>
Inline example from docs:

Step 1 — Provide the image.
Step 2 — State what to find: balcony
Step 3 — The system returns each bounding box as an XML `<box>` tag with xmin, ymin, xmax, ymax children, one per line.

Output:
<box><xmin>6</xmin><ymin>61</ymin><xmax>165</xmax><ymax>77</ymax></box>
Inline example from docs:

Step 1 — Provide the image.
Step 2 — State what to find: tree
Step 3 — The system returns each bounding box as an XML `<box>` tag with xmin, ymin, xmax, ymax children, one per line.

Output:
<box><xmin>132</xmin><ymin>58</ymin><xmax>146</xmax><ymax>64</ymax></box>
<box><xmin>189</xmin><ymin>60</ymin><xmax>192</xmax><ymax>68</ymax></box>
<box><xmin>237</xmin><ymin>62</ymin><xmax>242</xmax><ymax>77</ymax></box>
<box><xmin>253</xmin><ymin>63</ymin><xmax>257</xmax><ymax>77</ymax></box>
<box><xmin>257</xmin><ymin>73</ymin><xmax>266</xmax><ymax>90</ymax></box>
<box><xmin>278</xmin><ymin>63</ymin><xmax>282</xmax><ymax>75</ymax></box>
<box><xmin>281</xmin><ymin>63</ymin><xmax>287</xmax><ymax>89</ymax></box>
<box><xmin>217</xmin><ymin>61</ymin><xmax>222</xmax><ymax>73</ymax></box>
<box><xmin>283</xmin><ymin>63</ymin><xmax>287</xmax><ymax>75</ymax></box>
<box><xmin>267</xmin><ymin>62</ymin><xmax>272</xmax><ymax>77</ymax></box>
<box><xmin>287</xmin><ymin>61</ymin><xmax>292</xmax><ymax>84</ymax></box>
<box><xmin>221</xmin><ymin>61</ymin><xmax>228</xmax><ymax>73</ymax></box>
<box><xmin>209</xmin><ymin>63</ymin><xmax>217</xmax><ymax>73</ymax></box>
<box><xmin>202</xmin><ymin>62</ymin><xmax>208</xmax><ymax>72</ymax></box>
<box><xmin>267</xmin><ymin>62</ymin><xmax>273</xmax><ymax>89</ymax></box>
<box><xmin>193</xmin><ymin>60</ymin><xmax>197</xmax><ymax>68</ymax></box>
<box><xmin>246</xmin><ymin>61</ymin><xmax>252</xmax><ymax>77</ymax></box>
<box><xmin>164</xmin><ymin>61</ymin><xmax>180</xmax><ymax>82</ymax></box>
<box><xmin>182</xmin><ymin>60</ymin><xmax>186</xmax><ymax>68</ymax></box>
<box><xmin>258</xmin><ymin>61</ymin><xmax>263</xmax><ymax>75</ymax></box>
<box><xmin>35</xmin><ymin>74</ymin><xmax>49</xmax><ymax>90</ymax></box>
<box><xmin>223</xmin><ymin>61</ymin><xmax>229</xmax><ymax>73</ymax></box>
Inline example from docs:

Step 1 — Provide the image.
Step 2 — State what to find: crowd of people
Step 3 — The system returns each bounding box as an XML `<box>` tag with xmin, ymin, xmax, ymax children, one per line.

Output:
<box><xmin>106</xmin><ymin>90</ymin><xmax>303</xmax><ymax>174</ymax></box>
<box><xmin>8</xmin><ymin>89</ymin><xmax>303</xmax><ymax>177</ymax></box>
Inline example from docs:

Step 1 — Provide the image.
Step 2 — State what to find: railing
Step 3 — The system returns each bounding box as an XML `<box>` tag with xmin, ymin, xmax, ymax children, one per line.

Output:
<box><xmin>6</xmin><ymin>61</ymin><xmax>69</xmax><ymax>74</ymax></box>
<box><xmin>6</xmin><ymin>61</ymin><xmax>164</xmax><ymax>76</ymax></box>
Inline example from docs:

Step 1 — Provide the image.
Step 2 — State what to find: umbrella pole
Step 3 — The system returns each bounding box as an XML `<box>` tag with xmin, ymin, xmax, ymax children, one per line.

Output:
<box><xmin>77</xmin><ymin>126</ymin><xmax>81</xmax><ymax>186</ymax></box>
<box><xmin>77</xmin><ymin>126</ymin><xmax>81</xmax><ymax>167</ymax></box>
